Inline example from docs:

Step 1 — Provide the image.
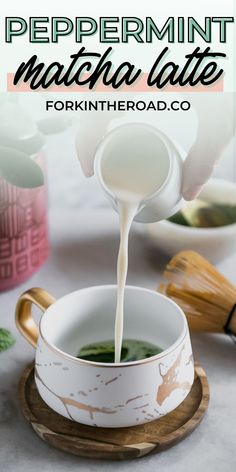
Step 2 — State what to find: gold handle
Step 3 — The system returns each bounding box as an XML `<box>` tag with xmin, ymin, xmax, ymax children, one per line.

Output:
<box><xmin>15</xmin><ymin>288</ymin><xmax>56</xmax><ymax>348</ymax></box>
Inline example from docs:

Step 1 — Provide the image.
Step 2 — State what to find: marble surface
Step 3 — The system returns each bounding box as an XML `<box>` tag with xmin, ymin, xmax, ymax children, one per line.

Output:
<box><xmin>0</xmin><ymin>131</ymin><xmax>236</xmax><ymax>471</ymax></box>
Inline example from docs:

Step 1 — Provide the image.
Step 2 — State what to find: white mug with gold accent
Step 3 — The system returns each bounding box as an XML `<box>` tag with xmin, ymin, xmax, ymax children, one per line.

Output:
<box><xmin>15</xmin><ymin>285</ymin><xmax>194</xmax><ymax>428</ymax></box>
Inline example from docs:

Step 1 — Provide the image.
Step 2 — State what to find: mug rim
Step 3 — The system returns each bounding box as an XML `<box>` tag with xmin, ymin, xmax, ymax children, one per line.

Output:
<box><xmin>39</xmin><ymin>284</ymin><xmax>188</xmax><ymax>368</ymax></box>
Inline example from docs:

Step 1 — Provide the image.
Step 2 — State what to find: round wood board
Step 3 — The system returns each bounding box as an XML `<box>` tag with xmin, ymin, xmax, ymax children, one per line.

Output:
<box><xmin>18</xmin><ymin>362</ymin><xmax>209</xmax><ymax>461</ymax></box>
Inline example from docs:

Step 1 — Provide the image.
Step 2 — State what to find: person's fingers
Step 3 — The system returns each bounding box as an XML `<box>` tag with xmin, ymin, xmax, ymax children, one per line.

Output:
<box><xmin>75</xmin><ymin>111</ymin><xmax>113</xmax><ymax>177</ymax></box>
<box><xmin>75</xmin><ymin>94</ymin><xmax>128</xmax><ymax>177</ymax></box>
<box><xmin>182</xmin><ymin>92</ymin><xmax>236</xmax><ymax>200</ymax></box>
<box><xmin>182</xmin><ymin>148</ymin><xmax>219</xmax><ymax>200</ymax></box>
<box><xmin>182</xmin><ymin>124</ymin><xmax>222</xmax><ymax>200</ymax></box>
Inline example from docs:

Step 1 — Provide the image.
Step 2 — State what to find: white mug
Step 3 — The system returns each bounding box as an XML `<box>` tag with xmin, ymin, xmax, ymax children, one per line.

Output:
<box><xmin>16</xmin><ymin>285</ymin><xmax>194</xmax><ymax>428</ymax></box>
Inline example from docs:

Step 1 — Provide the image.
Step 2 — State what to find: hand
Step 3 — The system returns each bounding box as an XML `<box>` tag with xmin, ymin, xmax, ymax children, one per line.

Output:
<box><xmin>75</xmin><ymin>111</ymin><xmax>111</xmax><ymax>177</ymax></box>
<box><xmin>76</xmin><ymin>93</ymin><xmax>236</xmax><ymax>201</ymax></box>
<box><xmin>182</xmin><ymin>92</ymin><xmax>236</xmax><ymax>200</ymax></box>
<box><xmin>75</xmin><ymin>96</ymin><xmax>126</xmax><ymax>177</ymax></box>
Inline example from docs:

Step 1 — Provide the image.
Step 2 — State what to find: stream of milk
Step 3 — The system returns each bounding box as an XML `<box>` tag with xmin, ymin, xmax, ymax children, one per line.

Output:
<box><xmin>114</xmin><ymin>199</ymin><xmax>139</xmax><ymax>362</ymax></box>
<box><xmin>100</xmin><ymin>126</ymin><xmax>169</xmax><ymax>362</ymax></box>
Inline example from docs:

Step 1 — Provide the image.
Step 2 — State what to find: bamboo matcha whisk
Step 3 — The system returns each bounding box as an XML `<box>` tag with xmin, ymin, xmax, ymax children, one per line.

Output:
<box><xmin>159</xmin><ymin>250</ymin><xmax>236</xmax><ymax>336</ymax></box>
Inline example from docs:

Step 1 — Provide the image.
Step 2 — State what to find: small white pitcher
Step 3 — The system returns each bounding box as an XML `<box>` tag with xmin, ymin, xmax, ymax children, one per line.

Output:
<box><xmin>95</xmin><ymin>123</ymin><xmax>185</xmax><ymax>223</ymax></box>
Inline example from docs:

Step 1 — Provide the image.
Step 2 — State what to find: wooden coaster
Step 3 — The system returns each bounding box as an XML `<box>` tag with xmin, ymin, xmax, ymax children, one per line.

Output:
<box><xmin>18</xmin><ymin>362</ymin><xmax>209</xmax><ymax>460</ymax></box>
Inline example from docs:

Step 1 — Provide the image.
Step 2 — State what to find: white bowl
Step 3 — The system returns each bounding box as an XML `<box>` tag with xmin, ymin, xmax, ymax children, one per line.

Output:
<box><xmin>147</xmin><ymin>178</ymin><xmax>236</xmax><ymax>263</ymax></box>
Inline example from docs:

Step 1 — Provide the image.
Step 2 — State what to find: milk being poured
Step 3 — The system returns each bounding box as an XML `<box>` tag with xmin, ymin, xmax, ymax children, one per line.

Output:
<box><xmin>100</xmin><ymin>125</ymin><xmax>170</xmax><ymax>362</ymax></box>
